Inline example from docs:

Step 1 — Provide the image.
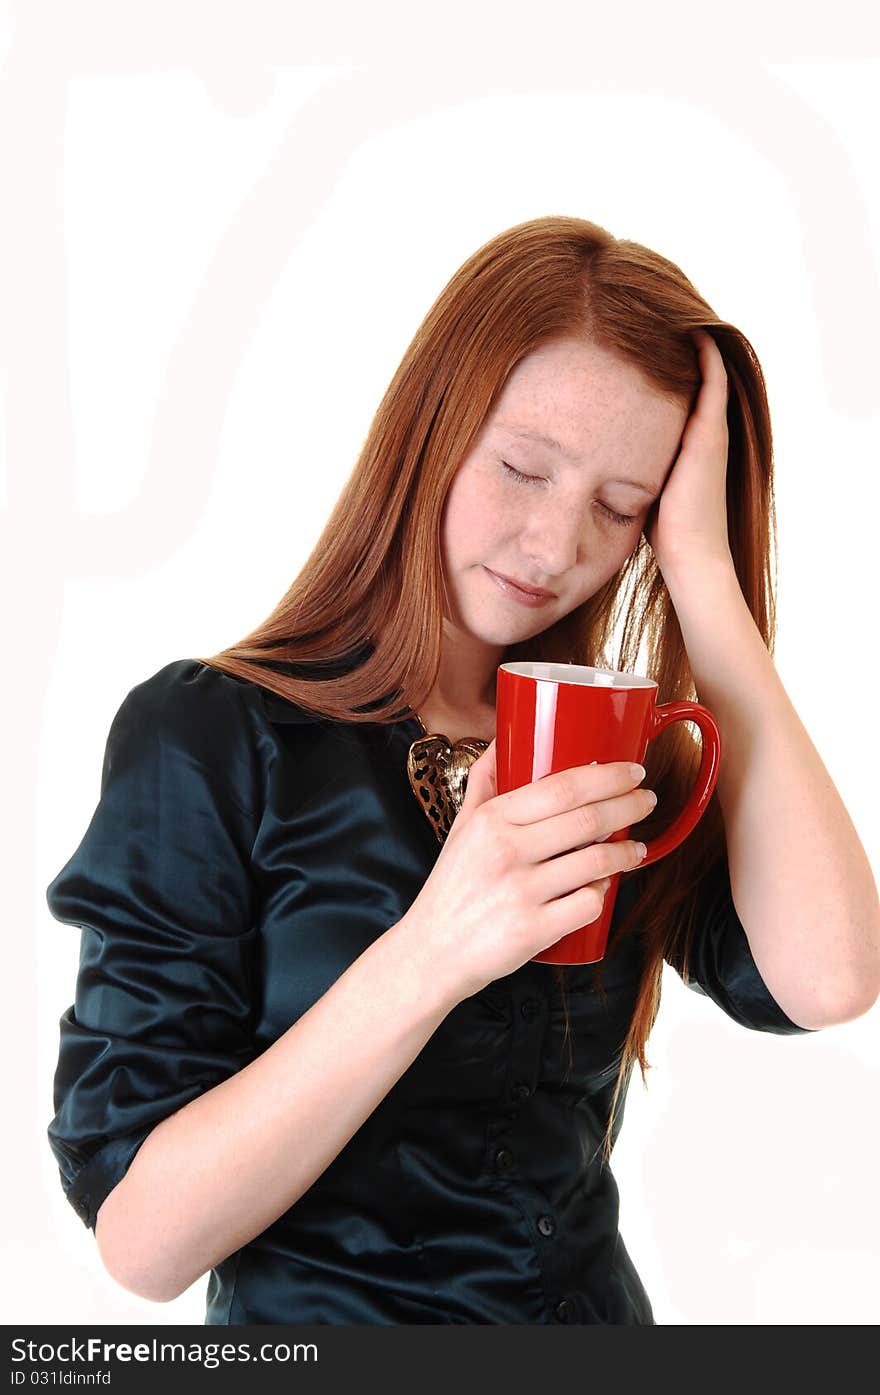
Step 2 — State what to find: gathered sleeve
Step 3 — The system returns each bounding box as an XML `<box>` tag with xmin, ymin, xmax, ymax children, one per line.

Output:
<box><xmin>45</xmin><ymin>660</ymin><xmax>265</xmax><ymax>1231</ymax></box>
<box><xmin>664</xmin><ymin>855</ymin><xmax>818</xmax><ymax>1035</ymax></box>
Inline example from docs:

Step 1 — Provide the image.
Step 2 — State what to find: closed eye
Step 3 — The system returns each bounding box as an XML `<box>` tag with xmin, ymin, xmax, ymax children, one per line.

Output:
<box><xmin>500</xmin><ymin>461</ymin><xmax>638</xmax><ymax>528</ymax></box>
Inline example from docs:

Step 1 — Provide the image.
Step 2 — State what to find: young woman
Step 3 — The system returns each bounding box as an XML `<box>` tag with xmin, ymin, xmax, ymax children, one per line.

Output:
<box><xmin>45</xmin><ymin>215</ymin><xmax>880</xmax><ymax>1325</ymax></box>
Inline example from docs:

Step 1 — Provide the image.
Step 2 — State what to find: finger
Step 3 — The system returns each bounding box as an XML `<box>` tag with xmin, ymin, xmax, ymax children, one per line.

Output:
<box><xmin>691</xmin><ymin>329</ymin><xmax>729</xmax><ymax>413</ymax></box>
<box><xmin>497</xmin><ymin>761</ymin><xmax>645</xmax><ymax>827</ymax></box>
<box><xmin>524</xmin><ymin>784</ymin><xmax>656</xmax><ymax>866</ymax></box>
<box><xmin>533</xmin><ymin>834</ymin><xmax>648</xmax><ymax>905</ymax></box>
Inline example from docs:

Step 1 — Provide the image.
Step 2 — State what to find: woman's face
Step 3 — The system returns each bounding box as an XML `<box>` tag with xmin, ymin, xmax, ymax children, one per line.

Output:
<box><xmin>439</xmin><ymin>335</ymin><xmax>691</xmax><ymax>648</ymax></box>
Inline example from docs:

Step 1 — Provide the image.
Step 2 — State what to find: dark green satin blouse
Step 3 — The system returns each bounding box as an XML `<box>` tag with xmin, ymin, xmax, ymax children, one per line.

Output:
<box><xmin>45</xmin><ymin>658</ymin><xmax>816</xmax><ymax>1325</ymax></box>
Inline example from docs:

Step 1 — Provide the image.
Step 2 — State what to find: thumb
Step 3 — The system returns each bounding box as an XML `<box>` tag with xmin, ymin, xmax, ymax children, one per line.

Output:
<box><xmin>460</xmin><ymin>738</ymin><xmax>497</xmax><ymax>813</ymax></box>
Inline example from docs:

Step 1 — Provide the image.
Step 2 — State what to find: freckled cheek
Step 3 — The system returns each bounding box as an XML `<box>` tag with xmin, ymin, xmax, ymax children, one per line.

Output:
<box><xmin>441</xmin><ymin>491</ymin><xmax>504</xmax><ymax>564</ymax></box>
<box><xmin>452</xmin><ymin>485</ymin><xmax>518</xmax><ymax>550</ymax></box>
<box><xmin>568</xmin><ymin>534</ymin><xmax>637</xmax><ymax>598</ymax></box>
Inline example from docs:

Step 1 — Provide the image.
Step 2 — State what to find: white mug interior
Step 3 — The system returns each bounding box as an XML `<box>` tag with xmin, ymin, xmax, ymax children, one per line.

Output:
<box><xmin>499</xmin><ymin>661</ymin><xmax>656</xmax><ymax>690</ymax></box>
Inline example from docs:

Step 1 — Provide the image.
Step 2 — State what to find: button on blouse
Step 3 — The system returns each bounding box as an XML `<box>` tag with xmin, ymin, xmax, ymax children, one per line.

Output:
<box><xmin>45</xmin><ymin>659</ymin><xmax>817</xmax><ymax>1325</ymax></box>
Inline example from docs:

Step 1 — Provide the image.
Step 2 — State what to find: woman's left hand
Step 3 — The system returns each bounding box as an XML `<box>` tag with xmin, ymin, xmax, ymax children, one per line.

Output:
<box><xmin>643</xmin><ymin>329</ymin><xmax>735</xmax><ymax>580</ymax></box>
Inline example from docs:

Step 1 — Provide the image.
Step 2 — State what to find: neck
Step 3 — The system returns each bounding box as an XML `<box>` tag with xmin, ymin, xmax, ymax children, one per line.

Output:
<box><xmin>413</xmin><ymin>699</ymin><xmax>496</xmax><ymax>746</ymax></box>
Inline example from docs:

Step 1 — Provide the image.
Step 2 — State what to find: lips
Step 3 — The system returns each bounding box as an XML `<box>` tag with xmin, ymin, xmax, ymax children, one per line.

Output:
<box><xmin>484</xmin><ymin>567</ymin><xmax>557</xmax><ymax>607</ymax></box>
<box><xmin>488</xmin><ymin>569</ymin><xmax>556</xmax><ymax>599</ymax></box>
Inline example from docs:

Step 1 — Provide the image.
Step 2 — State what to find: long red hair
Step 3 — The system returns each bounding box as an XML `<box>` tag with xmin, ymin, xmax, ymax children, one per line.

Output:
<box><xmin>195</xmin><ymin>214</ymin><xmax>778</xmax><ymax>1165</ymax></box>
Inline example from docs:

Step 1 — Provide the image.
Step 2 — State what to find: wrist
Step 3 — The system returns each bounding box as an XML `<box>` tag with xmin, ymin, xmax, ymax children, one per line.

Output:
<box><xmin>375</xmin><ymin>912</ymin><xmax>463</xmax><ymax>1020</ymax></box>
<box><xmin>661</xmin><ymin>552</ymin><xmax>741</xmax><ymax>605</ymax></box>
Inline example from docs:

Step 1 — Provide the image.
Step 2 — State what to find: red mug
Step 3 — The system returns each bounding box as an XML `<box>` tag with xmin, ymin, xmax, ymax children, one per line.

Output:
<box><xmin>495</xmin><ymin>661</ymin><xmax>722</xmax><ymax>965</ymax></box>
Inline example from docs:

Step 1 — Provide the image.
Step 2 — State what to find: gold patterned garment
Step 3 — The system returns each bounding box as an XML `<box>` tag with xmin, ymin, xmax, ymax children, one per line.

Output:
<box><xmin>405</xmin><ymin>712</ymin><xmax>490</xmax><ymax>844</ymax></box>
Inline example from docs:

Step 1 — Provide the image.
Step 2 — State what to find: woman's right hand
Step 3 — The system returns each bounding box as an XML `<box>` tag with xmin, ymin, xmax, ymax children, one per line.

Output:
<box><xmin>397</xmin><ymin>740</ymin><xmax>656</xmax><ymax>1005</ymax></box>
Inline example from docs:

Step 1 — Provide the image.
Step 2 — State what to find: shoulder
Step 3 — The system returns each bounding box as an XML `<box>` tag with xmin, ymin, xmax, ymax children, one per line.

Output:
<box><xmin>103</xmin><ymin>659</ymin><xmax>276</xmax><ymax>817</ymax></box>
<box><xmin>111</xmin><ymin>658</ymin><xmax>265</xmax><ymax>747</ymax></box>
<box><xmin>134</xmin><ymin>657</ymin><xmax>330</xmax><ymax>728</ymax></box>
<box><xmin>108</xmin><ymin>654</ymin><xmax>330</xmax><ymax>788</ymax></box>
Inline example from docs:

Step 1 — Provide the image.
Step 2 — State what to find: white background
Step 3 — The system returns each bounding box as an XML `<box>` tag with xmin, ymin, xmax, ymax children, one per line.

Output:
<box><xmin>5</xmin><ymin>1</ymin><xmax>878</xmax><ymax>1325</ymax></box>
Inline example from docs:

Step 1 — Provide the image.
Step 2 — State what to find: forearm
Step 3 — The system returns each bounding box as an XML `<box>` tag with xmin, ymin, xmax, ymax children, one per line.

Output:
<box><xmin>665</xmin><ymin>560</ymin><xmax>880</xmax><ymax>1029</ymax></box>
<box><xmin>95</xmin><ymin>917</ymin><xmax>458</xmax><ymax>1303</ymax></box>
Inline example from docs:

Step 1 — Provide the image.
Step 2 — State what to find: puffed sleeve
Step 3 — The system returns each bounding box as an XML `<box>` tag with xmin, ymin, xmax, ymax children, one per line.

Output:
<box><xmin>664</xmin><ymin>854</ymin><xmax>819</xmax><ymax>1034</ymax></box>
<box><xmin>45</xmin><ymin>659</ymin><xmax>264</xmax><ymax>1231</ymax></box>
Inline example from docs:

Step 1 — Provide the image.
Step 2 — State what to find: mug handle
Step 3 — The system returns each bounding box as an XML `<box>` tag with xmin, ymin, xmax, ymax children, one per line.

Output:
<box><xmin>636</xmin><ymin>701</ymin><xmax>721</xmax><ymax>868</ymax></box>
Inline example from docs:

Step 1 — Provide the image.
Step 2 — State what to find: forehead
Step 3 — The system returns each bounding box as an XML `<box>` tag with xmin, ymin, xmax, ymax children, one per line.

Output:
<box><xmin>488</xmin><ymin>337</ymin><xmax>689</xmax><ymax>478</ymax></box>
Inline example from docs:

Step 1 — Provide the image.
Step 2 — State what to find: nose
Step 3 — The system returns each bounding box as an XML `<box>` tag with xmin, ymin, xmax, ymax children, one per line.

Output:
<box><xmin>521</xmin><ymin>504</ymin><xmax>585</xmax><ymax>580</ymax></box>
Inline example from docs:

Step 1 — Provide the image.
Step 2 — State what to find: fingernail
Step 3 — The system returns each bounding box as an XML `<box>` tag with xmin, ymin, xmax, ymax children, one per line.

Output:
<box><xmin>636</xmin><ymin>843</ymin><xmax>648</xmax><ymax>859</ymax></box>
<box><xmin>629</xmin><ymin>764</ymin><xmax>646</xmax><ymax>781</ymax></box>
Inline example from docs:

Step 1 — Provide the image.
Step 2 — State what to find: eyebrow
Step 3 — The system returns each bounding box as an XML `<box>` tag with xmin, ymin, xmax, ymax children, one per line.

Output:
<box><xmin>496</xmin><ymin>423</ymin><xmax>658</xmax><ymax>497</ymax></box>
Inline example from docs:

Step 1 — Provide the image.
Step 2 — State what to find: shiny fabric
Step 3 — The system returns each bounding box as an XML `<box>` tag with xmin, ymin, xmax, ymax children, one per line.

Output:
<box><xmin>46</xmin><ymin>658</ymin><xmax>817</xmax><ymax>1325</ymax></box>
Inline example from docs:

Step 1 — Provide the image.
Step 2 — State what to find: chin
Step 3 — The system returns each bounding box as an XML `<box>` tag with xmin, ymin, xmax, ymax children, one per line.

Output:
<box><xmin>471</xmin><ymin>611</ymin><xmax>557</xmax><ymax>646</ymax></box>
